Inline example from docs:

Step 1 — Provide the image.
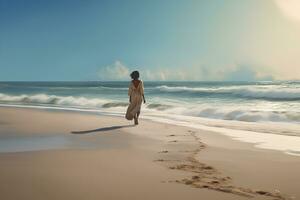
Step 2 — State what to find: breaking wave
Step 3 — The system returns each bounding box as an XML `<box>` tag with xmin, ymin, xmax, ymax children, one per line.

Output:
<box><xmin>146</xmin><ymin>103</ymin><xmax>173</xmax><ymax>111</ymax></box>
<box><xmin>163</xmin><ymin>107</ymin><xmax>300</xmax><ymax>123</ymax></box>
<box><xmin>156</xmin><ymin>85</ymin><xmax>300</xmax><ymax>101</ymax></box>
<box><xmin>0</xmin><ymin>93</ymin><xmax>108</xmax><ymax>108</ymax></box>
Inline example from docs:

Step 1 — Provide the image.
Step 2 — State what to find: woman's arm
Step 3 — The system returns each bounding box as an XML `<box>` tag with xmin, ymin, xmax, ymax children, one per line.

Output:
<box><xmin>128</xmin><ymin>82</ymin><xmax>132</xmax><ymax>103</ymax></box>
<box><xmin>142</xmin><ymin>94</ymin><xmax>146</xmax><ymax>104</ymax></box>
<box><xmin>141</xmin><ymin>81</ymin><xmax>146</xmax><ymax>103</ymax></box>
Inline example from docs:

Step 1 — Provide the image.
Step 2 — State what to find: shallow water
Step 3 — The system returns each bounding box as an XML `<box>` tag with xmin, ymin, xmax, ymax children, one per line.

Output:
<box><xmin>0</xmin><ymin>128</ymin><xmax>133</xmax><ymax>153</ymax></box>
<box><xmin>0</xmin><ymin>135</ymin><xmax>70</xmax><ymax>153</ymax></box>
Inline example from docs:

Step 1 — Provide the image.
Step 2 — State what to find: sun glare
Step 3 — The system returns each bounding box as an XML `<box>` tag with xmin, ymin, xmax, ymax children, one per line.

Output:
<box><xmin>276</xmin><ymin>0</ymin><xmax>300</xmax><ymax>21</ymax></box>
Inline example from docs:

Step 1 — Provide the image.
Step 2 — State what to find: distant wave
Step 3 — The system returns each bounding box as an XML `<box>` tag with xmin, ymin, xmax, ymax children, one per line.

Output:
<box><xmin>98</xmin><ymin>86</ymin><xmax>128</xmax><ymax>90</ymax></box>
<box><xmin>156</xmin><ymin>85</ymin><xmax>212</xmax><ymax>92</ymax></box>
<box><xmin>156</xmin><ymin>85</ymin><xmax>300</xmax><ymax>101</ymax></box>
<box><xmin>34</xmin><ymin>86</ymin><xmax>128</xmax><ymax>90</ymax></box>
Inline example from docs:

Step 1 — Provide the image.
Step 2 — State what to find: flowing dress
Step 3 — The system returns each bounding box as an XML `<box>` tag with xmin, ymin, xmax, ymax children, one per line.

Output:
<box><xmin>125</xmin><ymin>80</ymin><xmax>144</xmax><ymax>120</ymax></box>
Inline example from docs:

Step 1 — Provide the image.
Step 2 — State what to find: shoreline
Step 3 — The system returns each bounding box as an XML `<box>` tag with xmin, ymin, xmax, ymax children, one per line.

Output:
<box><xmin>0</xmin><ymin>107</ymin><xmax>299</xmax><ymax>199</ymax></box>
<box><xmin>1</xmin><ymin>103</ymin><xmax>300</xmax><ymax>157</ymax></box>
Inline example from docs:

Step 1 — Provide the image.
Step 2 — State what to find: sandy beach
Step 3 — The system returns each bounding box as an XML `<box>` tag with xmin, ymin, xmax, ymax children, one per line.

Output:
<box><xmin>2</xmin><ymin>0</ymin><xmax>300</xmax><ymax>199</ymax></box>
<box><xmin>0</xmin><ymin>107</ymin><xmax>299</xmax><ymax>200</ymax></box>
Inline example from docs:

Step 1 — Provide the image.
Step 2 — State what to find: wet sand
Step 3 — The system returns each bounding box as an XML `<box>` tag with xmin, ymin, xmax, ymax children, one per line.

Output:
<box><xmin>0</xmin><ymin>107</ymin><xmax>299</xmax><ymax>200</ymax></box>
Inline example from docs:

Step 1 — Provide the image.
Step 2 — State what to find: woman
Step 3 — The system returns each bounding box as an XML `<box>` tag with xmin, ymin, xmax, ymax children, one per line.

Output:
<box><xmin>125</xmin><ymin>71</ymin><xmax>146</xmax><ymax>125</ymax></box>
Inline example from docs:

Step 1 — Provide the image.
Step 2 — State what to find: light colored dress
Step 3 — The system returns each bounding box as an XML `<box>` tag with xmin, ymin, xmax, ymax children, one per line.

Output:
<box><xmin>125</xmin><ymin>80</ymin><xmax>144</xmax><ymax>120</ymax></box>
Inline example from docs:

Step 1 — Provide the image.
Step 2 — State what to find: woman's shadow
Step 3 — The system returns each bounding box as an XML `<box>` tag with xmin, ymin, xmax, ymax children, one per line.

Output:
<box><xmin>71</xmin><ymin>125</ymin><xmax>135</xmax><ymax>134</ymax></box>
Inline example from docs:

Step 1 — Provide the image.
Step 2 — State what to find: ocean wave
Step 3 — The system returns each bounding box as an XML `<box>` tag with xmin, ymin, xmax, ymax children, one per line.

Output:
<box><xmin>156</xmin><ymin>85</ymin><xmax>300</xmax><ymax>100</ymax></box>
<box><xmin>0</xmin><ymin>93</ymin><xmax>108</xmax><ymax>108</ymax></box>
<box><xmin>31</xmin><ymin>86</ymin><xmax>128</xmax><ymax>90</ymax></box>
<box><xmin>98</xmin><ymin>86</ymin><xmax>128</xmax><ymax>90</ymax></box>
<box><xmin>201</xmin><ymin>108</ymin><xmax>300</xmax><ymax>122</ymax></box>
<box><xmin>0</xmin><ymin>93</ymin><xmax>299</xmax><ymax>124</ymax></box>
<box><xmin>146</xmin><ymin>103</ymin><xmax>173</xmax><ymax>111</ymax></box>
<box><xmin>0</xmin><ymin>93</ymin><xmax>134</xmax><ymax>110</ymax></box>
<box><xmin>161</xmin><ymin>106</ymin><xmax>300</xmax><ymax>123</ymax></box>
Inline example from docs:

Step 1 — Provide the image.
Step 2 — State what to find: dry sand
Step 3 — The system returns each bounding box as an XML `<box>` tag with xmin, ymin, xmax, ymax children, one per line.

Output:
<box><xmin>0</xmin><ymin>107</ymin><xmax>299</xmax><ymax>200</ymax></box>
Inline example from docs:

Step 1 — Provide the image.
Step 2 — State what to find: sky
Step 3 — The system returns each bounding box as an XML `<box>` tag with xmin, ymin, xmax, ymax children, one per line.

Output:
<box><xmin>0</xmin><ymin>0</ymin><xmax>300</xmax><ymax>81</ymax></box>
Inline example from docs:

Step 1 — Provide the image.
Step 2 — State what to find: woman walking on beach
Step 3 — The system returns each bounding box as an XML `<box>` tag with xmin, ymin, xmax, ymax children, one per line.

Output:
<box><xmin>126</xmin><ymin>71</ymin><xmax>146</xmax><ymax>125</ymax></box>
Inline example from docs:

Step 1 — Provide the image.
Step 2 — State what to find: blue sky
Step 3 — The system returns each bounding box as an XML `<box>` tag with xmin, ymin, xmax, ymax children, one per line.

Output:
<box><xmin>1</xmin><ymin>0</ymin><xmax>300</xmax><ymax>81</ymax></box>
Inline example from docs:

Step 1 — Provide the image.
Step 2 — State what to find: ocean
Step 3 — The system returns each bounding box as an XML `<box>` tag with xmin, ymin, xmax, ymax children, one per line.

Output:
<box><xmin>0</xmin><ymin>81</ymin><xmax>300</xmax><ymax>155</ymax></box>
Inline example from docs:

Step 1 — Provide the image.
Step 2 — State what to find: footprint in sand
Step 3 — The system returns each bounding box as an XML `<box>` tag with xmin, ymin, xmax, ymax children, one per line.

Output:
<box><xmin>158</xmin><ymin>150</ymin><xmax>169</xmax><ymax>153</ymax></box>
<box><xmin>154</xmin><ymin>159</ymin><xmax>165</xmax><ymax>162</ymax></box>
<box><xmin>161</xmin><ymin>131</ymin><xmax>291</xmax><ymax>199</ymax></box>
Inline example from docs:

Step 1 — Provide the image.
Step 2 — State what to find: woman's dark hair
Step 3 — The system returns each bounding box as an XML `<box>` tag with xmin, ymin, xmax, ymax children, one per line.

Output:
<box><xmin>130</xmin><ymin>71</ymin><xmax>140</xmax><ymax>80</ymax></box>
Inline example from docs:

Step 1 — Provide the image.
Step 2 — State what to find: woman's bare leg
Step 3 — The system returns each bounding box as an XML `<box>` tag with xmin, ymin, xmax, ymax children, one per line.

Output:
<box><xmin>135</xmin><ymin>111</ymin><xmax>140</xmax><ymax>125</ymax></box>
<box><xmin>134</xmin><ymin>113</ymin><xmax>138</xmax><ymax>125</ymax></box>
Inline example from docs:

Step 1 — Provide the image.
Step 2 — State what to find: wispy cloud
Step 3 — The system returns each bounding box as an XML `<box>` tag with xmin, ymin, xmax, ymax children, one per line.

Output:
<box><xmin>97</xmin><ymin>61</ymin><xmax>274</xmax><ymax>81</ymax></box>
<box><xmin>98</xmin><ymin>61</ymin><xmax>130</xmax><ymax>80</ymax></box>
<box><xmin>224</xmin><ymin>64</ymin><xmax>273</xmax><ymax>81</ymax></box>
